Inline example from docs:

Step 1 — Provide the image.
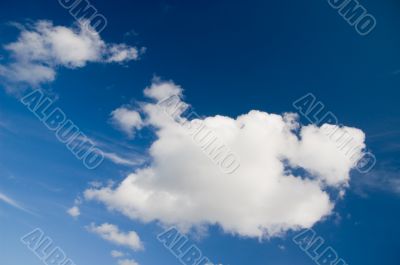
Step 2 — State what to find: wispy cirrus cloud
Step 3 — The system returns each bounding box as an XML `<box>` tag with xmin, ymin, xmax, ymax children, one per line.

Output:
<box><xmin>353</xmin><ymin>168</ymin><xmax>400</xmax><ymax>196</ymax></box>
<box><xmin>118</xmin><ymin>259</ymin><xmax>139</xmax><ymax>265</ymax></box>
<box><xmin>102</xmin><ymin>151</ymin><xmax>144</xmax><ymax>167</ymax></box>
<box><xmin>74</xmin><ymin>135</ymin><xmax>146</xmax><ymax>167</ymax></box>
<box><xmin>0</xmin><ymin>191</ymin><xmax>34</xmax><ymax>214</ymax></box>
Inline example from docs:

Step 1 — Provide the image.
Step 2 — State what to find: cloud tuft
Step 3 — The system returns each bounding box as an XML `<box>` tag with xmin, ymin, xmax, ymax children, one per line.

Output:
<box><xmin>87</xmin><ymin>223</ymin><xmax>143</xmax><ymax>251</ymax></box>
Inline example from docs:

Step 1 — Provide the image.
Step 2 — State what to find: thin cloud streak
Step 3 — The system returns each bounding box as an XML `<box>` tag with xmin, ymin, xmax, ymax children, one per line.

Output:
<box><xmin>0</xmin><ymin>191</ymin><xmax>37</xmax><ymax>215</ymax></box>
<box><xmin>102</xmin><ymin>151</ymin><xmax>145</xmax><ymax>166</ymax></box>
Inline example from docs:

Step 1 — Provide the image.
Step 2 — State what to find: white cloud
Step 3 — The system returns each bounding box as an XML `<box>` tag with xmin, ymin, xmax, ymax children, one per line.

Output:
<box><xmin>106</xmin><ymin>44</ymin><xmax>140</xmax><ymax>63</ymax></box>
<box><xmin>102</xmin><ymin>151</ymin><xmax>144</xmax><ymax>166</ymax></box>
<box><xmin>67</xmin><ymin>197</ymin><xmax>82</xmax><ymax>218</ymax></box>
<box><xmin>0</xmin><ymin>191</ymin><xmax>29</xmax><ymax>212</ymax></box>
<box><xmin>0</xmin><ymin>63</ymin><xmax>56</xmax><ymax>88</ymax></box>
<box><xmin>85</xmin><ymin>79</ymin><xmax>367</xmax><ymax>238</ymax></box>
<box><xmin>87</xmin><ymin>223</ymin><xmax>143</xmax><ymax>251</ymax></box>
<box><xmin>111</xmin><ymin>250</ymin><xmax>125</xmax><ymax>258</ymax></box>
<box><xmin>353</xmin><ymin>168</ymin><xmax>400</xmax><ymax>196</ymax></box>
<box><xmin>67</xmin><ymin>206</ymin><xmax>80</xmax><ymax>218</ymax></box>
<box><xmin>0</xmin><ymin>20</ymin><xmax>142</xmax><ymax>89</ymax></box>
<box><xmin>74</xmin><ymin>135</ymin><xmax>145</xmax><ymax>166</ymax></box>
<box><xmin>143</xmin><ymin>78</ymin><xmax>183</xmax><ymax>101</ymax></box>
<box><xmin>0</xmin><ymin>192</ymin><xmax>23</xmax><ymax>209</ymax></box>
<box><xmin>110</xmin><ymin>107</ymin><xmax>143</xmax><ymax>138</ymax></box>
<box><xmin>118</xmin><ymin>259</ymin><xmax>139</xmax><ymax>265</ymax></box>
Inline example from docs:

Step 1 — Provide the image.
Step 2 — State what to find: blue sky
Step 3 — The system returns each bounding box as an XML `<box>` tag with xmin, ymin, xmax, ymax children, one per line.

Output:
<box><xmin>0</xmin><ymin>0</ymin><xmax>399</xmax><ymax>265</ymax></box>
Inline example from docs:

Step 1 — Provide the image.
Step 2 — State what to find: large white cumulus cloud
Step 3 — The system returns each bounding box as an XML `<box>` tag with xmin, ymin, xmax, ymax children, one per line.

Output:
<box><xmin>85</xmin><ymin>79</ymin><xmax>366</xmax><ymax>238</ymax></box>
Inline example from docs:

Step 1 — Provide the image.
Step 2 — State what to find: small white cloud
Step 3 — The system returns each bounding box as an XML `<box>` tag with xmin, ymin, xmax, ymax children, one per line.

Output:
<box><xmin>110</xmin><ymin>107</ymin><xmax>143</xmax><ymax>138</ymax></box>
<box><xmin>111</xmin><ymin>250</ymin><xmax>125</xmax><ymax>258</ymax></box>
<box><xmin>118</xmin><ymin>259</ymin><xmax>139</xmax><ymax>265</ymax></box>
<box><xmin>106</xmin><ymin>44</ymin><xmax>140</xmax><ymax>63</ymax></box>
<box><xmin>0</xmin><ymin>20</ymin><xmax>143</xmax><ymax>90</ymax></box>
<box><xmin>87</xmin><ymin>223</ymin><xmax>143</xmax><ymax>251</ymax></box>
<box><xmin>67</xmin><ymin>196</ymin><xmax>82</xmax><ymax>218</ymax></box>
<box><xmin>67</xmin><ymin>206</ymin><xmax>80</xmax><ymax>218</ymax></box>
<box><xmin>143</xmin><ymin>77</ymin><xmax>183</xmax><ymax>101</ymax></box>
